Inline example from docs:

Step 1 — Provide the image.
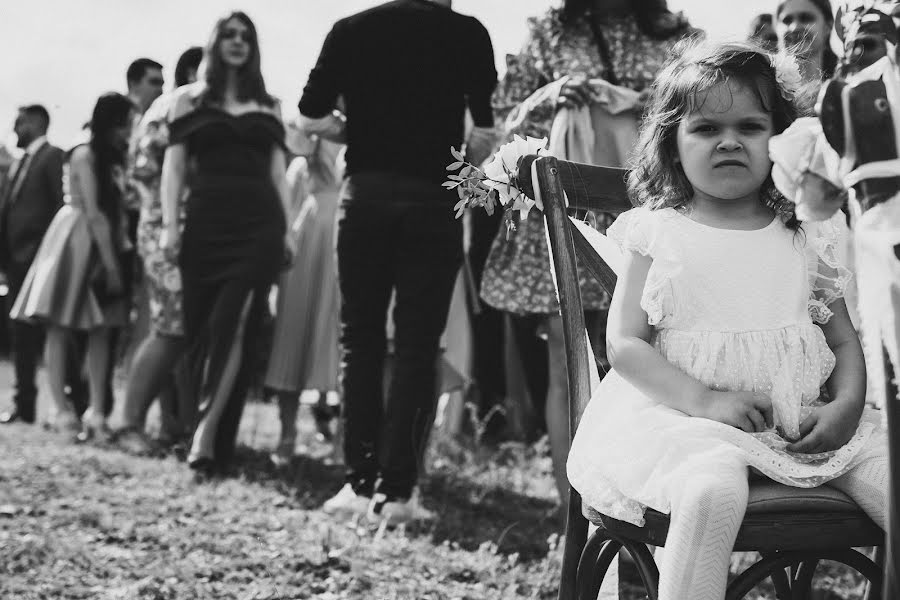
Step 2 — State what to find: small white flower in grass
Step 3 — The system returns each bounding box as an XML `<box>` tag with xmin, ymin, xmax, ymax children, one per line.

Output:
<box><xmin>771</xmin><ymin>52</ymin><xmax>803</xmax><ymax>100</ymax></box>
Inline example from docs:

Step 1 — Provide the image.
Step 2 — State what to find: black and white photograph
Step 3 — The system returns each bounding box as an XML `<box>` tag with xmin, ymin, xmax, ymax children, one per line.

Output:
<box><xmin>1</xmin><ymin>1</ymin><xmax>899</xmax><ymax>598</ymax></box>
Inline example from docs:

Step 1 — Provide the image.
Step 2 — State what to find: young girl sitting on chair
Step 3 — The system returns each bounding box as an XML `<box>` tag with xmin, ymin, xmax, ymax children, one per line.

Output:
<box><xmin>566</xmin><ymin>41</ymin><xmax>887</xmax><ymax>600</ymax></box>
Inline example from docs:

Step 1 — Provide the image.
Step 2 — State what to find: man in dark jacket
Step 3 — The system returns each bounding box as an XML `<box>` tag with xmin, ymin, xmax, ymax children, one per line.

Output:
<box><xmin>0</xmin><ymin>105</ymin><xmax>64</xmax><ymax>424</ymax></box>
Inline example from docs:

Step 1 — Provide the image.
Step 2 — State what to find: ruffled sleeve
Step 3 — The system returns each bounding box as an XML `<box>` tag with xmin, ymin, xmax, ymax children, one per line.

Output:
<box><xmin>607</xmin><ymin>207</ymin><xmax>678</xmax><ymax>326</ymax></box>
<box><xmin>607</xmin><ymin>207</ymin><xmax>657</xmax><ymax>256</ymax></box>
<box><xmin>803</xmin><ymin>212</ymin><xmax>853</xmax><ymax>324</ymax></box>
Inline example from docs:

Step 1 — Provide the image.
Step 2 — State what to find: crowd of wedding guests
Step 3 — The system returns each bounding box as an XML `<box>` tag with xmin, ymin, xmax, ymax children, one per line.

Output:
<box><xmin>0</xmin><ymin>0</ymin><xmax>839</xmax><ymax>525</ymax></box>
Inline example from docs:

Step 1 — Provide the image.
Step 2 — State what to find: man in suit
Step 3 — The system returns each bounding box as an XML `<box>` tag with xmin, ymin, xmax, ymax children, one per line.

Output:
<box><xmin>0</xmin><ymin>105</ymin><xmax>64</xmax><ymax>424</ymax></box>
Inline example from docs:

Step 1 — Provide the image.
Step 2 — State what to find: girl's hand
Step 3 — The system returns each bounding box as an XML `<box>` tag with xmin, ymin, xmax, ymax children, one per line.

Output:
<box><xmin>699</xmin><ymin>390</ymin><xmax>774</xmax><ymax>433</ymax></box>
<box><xmin>787</xmin><ymin>401</ymin><xmax>861</xmax><ymax>454</ymax></box>
<box><xmin>558</xmin><ymin>73</ymin><xmax>592</xmax><ymax>109</ymax></box>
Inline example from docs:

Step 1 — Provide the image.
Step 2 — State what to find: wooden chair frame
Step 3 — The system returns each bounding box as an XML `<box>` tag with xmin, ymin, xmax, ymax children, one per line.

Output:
<box><xmin>516</xmin><ymin>154</ymin><xmax>885</xmax><ymax>600</ymax></box>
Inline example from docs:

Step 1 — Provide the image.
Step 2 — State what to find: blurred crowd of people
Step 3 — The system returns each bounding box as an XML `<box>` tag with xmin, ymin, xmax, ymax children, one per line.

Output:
<box><xmin>0</xmin><ymin>0</ymin><xmax>839</xmax><ymax>526</ymax></box>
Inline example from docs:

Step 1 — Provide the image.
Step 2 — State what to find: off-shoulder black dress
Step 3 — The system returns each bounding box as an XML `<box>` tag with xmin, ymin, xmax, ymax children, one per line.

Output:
<box><xmin>168</xmin><ymin>106</ymin><xmax>286</xmax><ymax>466</ymax></box>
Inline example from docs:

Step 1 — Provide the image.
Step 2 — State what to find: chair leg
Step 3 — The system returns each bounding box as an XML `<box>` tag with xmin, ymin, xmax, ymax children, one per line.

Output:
<box><xmin>864</xmin><ymin>547</ymin><xmax>885</xmax><ymax>600</ymax></box>
<box><xmin>791</xmin><ymin>560</ymin><xmax>819</xmax><ymax>600</ymax></box>
<box><xmin>769</xmin><ymin>562</ymin><xmax>792</xmax><ymax>600</ymax></box>
<box><xmin>558</xmin><ymin>490</ymin><xmax>589</xmax><ymax>600</ymax></box>
<box><xmin>575</xmin><ymin>532</ymin><xmax>620</xmax><ymax>600</ymax></box>
<box><xmin>621</xmin><ymin>539</ymin><xmax>660</xmax><ymax>600</ymax></box>
<box><xmin>726</xmin><ymin>549</ymin><xmax>883</xmax><ymax>600</ymax></box>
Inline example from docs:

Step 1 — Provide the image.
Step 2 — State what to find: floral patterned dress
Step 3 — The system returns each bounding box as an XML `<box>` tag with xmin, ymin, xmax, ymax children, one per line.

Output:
<box><xmin>130</xmin><ymin>92</ymin><xmax>187</xmax><ymax>336</ymax></box>
<box><xmin>480</xmin><ymin>9</ymin><xmax>696</xmax><ymax>315</ymax></box>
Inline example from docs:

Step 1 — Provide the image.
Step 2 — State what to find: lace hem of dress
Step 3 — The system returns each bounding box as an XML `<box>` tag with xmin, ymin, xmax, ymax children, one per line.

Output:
<box><xmin>570</xmin><ymin>417</ymin><xmax>877</xmax><ymax>527</ymax></box>
<box><xmin>656</xmin><ymin>323</ymin><xmax>836</xmax><ymax>440</ymax></box>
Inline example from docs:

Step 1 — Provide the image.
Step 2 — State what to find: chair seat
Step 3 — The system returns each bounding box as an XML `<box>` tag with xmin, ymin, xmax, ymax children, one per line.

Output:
<box><xmin>583</xmin><ymin>480</ymin><xmax>883</xmax><ymax>552</ymax></box>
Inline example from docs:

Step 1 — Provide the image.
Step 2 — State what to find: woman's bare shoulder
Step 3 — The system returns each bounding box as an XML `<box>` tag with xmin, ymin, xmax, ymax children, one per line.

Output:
<box><xmin>68</xmin><ymin>144</ymin><xmax>93</xmax><ymax>168</ymax></box>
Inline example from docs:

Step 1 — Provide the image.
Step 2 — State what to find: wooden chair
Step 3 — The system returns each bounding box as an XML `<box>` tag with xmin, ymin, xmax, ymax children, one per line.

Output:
<box><xmin>515</xmin><ymin>154</ymin><xmax>885</xmax><ymax>600</ymax></box>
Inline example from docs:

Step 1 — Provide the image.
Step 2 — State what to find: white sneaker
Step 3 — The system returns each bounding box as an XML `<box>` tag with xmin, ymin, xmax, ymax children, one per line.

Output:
<box><xmin>322</xmin><ymin>483</ymin><xmax>371</xmax><ymax>519</ymax></box>
<box><xmin>367</xmin><ymin>488</ymin><xmax>435</xmax><ymax>526</ymax></box>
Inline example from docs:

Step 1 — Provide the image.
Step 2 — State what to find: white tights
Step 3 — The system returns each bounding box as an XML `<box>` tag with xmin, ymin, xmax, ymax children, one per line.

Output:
<box><xmin>657</xmin><ymin>448</ymin><xmax>887</xmax><ymax>600</ymax></box>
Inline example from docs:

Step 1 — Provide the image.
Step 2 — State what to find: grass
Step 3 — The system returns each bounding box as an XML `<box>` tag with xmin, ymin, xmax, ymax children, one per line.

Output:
<box><xmin>0</xmin><ymin>386</ymin><xmax>876</xmax><ymax>599</ymax></box>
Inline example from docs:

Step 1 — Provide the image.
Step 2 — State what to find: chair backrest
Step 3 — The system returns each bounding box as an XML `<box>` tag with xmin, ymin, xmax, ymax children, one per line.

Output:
<box><xmin>516</xmin><ymin>154</ymin><xmax>631</xmax><ymax>600</ymax></box>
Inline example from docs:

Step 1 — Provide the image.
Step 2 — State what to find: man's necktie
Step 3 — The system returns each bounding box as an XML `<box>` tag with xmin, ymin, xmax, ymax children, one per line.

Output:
<box><xmin>7</xmin><ymin>152</ymin><xmax>32</xmax><ymax>204</ymax></box>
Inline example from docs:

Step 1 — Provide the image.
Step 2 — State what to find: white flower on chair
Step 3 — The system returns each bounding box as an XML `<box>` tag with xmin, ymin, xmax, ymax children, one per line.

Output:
<box><xmin>445</xmin><ymin>135</ymin><xmax>548</xmax><ymax>231</ymax></box>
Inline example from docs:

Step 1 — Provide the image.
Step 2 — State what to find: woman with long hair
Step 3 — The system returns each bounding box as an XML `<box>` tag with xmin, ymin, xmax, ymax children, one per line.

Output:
<box><xmin>160</xmin><ymin>12</ymin><xmax>293</xmax><ymax>475</ymax></box>
<box><xmin>116</xmin><ymin>46</ymin><xmax>204</xmax><ymax>453</ymax></box>
<box><xmin>264</xmin><ymin>130</ymin><xmax>344</xmax><ymax>466</ymax></box>
<box><xmin>11</xmin><ymin>92</ymin><xmax>135</xmax><ymax>440</ymax></box>
<box><xmin>480</xmin><ymin>0</ymin><xmax>697</xmax><ymax>504</ymax></box>
<box><xmin>775</xmin><ymin>0</ymin><xmax>837</xmax><ymax>82</ymax></box>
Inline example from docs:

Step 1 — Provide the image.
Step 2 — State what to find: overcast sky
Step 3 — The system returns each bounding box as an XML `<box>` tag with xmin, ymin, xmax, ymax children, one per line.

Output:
<box><xmin>2</xmin><ymin>0</ymin><xmax>775</xmax><ymax>148</ymax></box>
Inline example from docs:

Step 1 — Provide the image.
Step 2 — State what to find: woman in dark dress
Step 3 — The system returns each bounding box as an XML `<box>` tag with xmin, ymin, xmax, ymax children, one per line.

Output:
<box><xmin>159</xmin><ymin>11</ymin><xmax>294</xmax><ymax>474</ymax></box>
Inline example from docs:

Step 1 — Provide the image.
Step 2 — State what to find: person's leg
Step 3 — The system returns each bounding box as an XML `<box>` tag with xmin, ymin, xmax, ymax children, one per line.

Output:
<box><xmin>120</xmin><ymin>332</ymin><xmax>185</xmax><ymax>429</ymax></box>
<box><xmin>335</xmin><ymin>187</ymin><xmax>395</xmax><ymax>496</ymax></box>
<box><xmin>3</xmin><ymin>265</ymin><xmax>39</xmax><ymax>422</ymax></box>
<box><xmin>102</xmin><ymin>326</ymin><xmax>119</xmax><ymax>417</ymax></box>
<box><xmin>44</xmin><ymin>326</ymin><xmax>77</xmax><ymax>427</ymax></box>
<box><xmin>828</xmin><ymin>448</ymin><xmax>888</xmax><ymax>529</ymax></box>
<box><xmin>156</xmin><ymin>379</ymin><xmax>181</xmax><ymax>443</ymax></box>
<box><xmin>66</xmin><ymin>331</ymin><xmax>89</xmax><ymax>417</ymax></box>
<box><xmin>509</xmin><ymin>314</ymin><xmax>549</xmax><ymax>439</ymax></box>
<box><xmin>188</xmin><ymin>286</ymin><xmax>255</xmax><ymax>467</ymax></box>
<box><xmin>657</xmin><ymin>453</ymin><xmax>749</xmax><ymax>600</ymax></box>
<box><xmin>468</xmin><ymin>208</ymin><xmax>506</xmax><ymax>427</ymax></box>
<box><xmin>9</xmin><ymin>320</ymin><xmax>41</xmax><ymax>422</ymax></box>
<box><xmin>271</xmin><ymin>389</ymin><xmax>299</xmax><ymax>464</ymax></box>
<box><xmin>544</xmin><ymin>314</ymin><xmax>571</xmax><ymax>505</ymax></box>
<box><xmin>311</xmin><ymin>389</ymin><xmax>335</xmax><ymax>441</ymax></box>
<box><xmin>213</xmin><ymin>285</ymin><xmax>270</xmax><ymax>464</ymax></box>
<box><xmin>83</xmin><ymin>327</ymin><xmax>113</xmax><ymax>439</ymax></box>
<box><xmin>172</xmin><ymin>355</ymin><xmax>196</xmax><ymax>438</ymax></box>
<box><xmin>376</xmin><ymin>197</ymin><xmax>462</xmax><ymax>502</ymax></box>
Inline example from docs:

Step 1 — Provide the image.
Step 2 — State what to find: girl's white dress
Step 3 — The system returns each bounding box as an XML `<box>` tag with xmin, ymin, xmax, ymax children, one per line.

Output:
<box><xmin>567</xmin><ymin>206</ymin><xmax>885</xmax><ymax>527</ymax></box>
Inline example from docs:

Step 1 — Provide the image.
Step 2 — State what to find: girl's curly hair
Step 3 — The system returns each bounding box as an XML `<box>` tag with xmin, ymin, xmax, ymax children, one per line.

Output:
<box><xmin>628</xmin><ymin>39</ymin><xmax>801</xmax><ymax>226</ymax></box>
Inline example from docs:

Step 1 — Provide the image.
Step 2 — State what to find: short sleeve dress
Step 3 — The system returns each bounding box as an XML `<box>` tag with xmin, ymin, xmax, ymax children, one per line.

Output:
<box><xmin>566</xmin><ymin>206</ymin><xmax>885</xmax><ymax>526</ymax></box>
<box><xmin>10</xmin><ymin>145</ymin><xmax>129</xmax><ymax>331</ymax></box>
<box><xmin>130</xmin><ymin>91</ymin><xmax>187</xmax><ymax>336</ymax></box>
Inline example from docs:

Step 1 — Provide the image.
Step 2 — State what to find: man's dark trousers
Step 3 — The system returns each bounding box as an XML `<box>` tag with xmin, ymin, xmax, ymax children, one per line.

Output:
<box><xmin>5</xmin><ymin>262</ymin><xmax>41</xmax><ymax>421</ymax></box>
<box><xmin>337</xmin><ymin>172</ymin><xmax>462</xmax><ymax>500</ymax></box>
